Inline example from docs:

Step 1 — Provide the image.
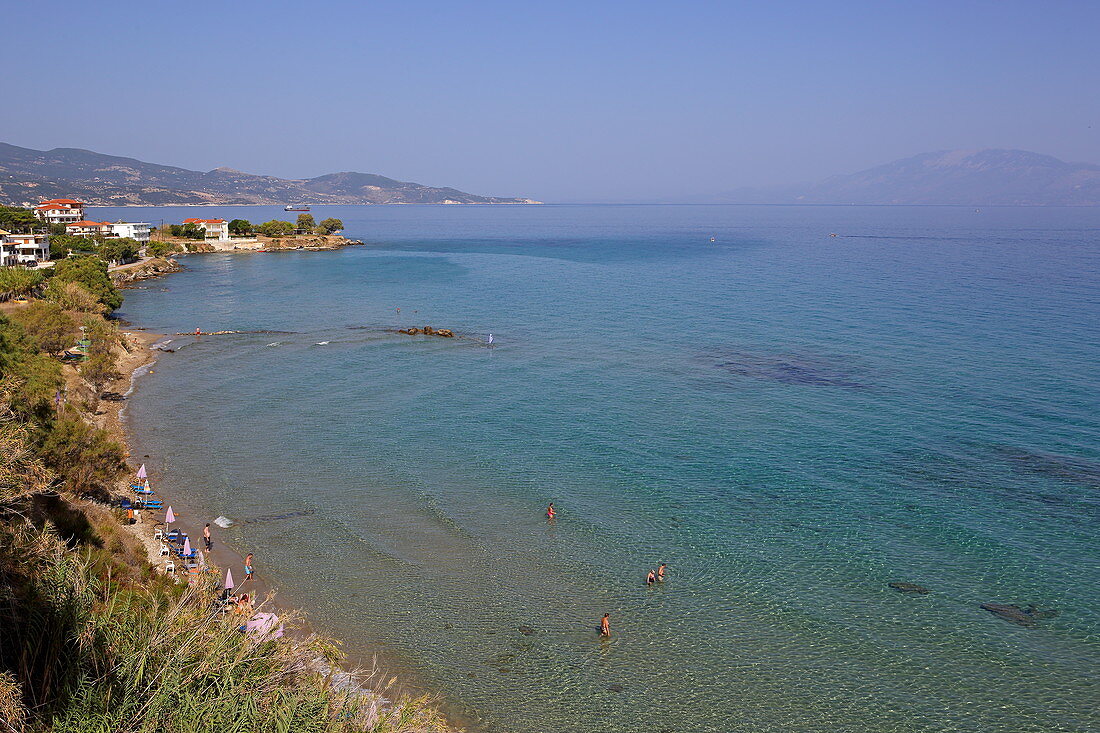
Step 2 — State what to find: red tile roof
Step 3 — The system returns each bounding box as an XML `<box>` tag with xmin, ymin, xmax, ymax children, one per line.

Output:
<box><xmin>183</xmin><ymin>218</ymin><xmax>226</xmax><ymax>224</ymax></box>
<box><xmin>37</xmin><ymin>198</ymin><xmax>84</xmax><ymax>206</ymax></box>
<box><xmin>67</xmin><ymin>221</ymin><xmax>111</xmax><ymax>228</ymax></box>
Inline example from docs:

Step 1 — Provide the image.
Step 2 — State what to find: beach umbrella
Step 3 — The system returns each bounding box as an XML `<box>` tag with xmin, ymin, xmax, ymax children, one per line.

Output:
<box><xmin>183</xmin><ymin>537</ymin><xmax>192</xmax><ymax>557</ymax></box>
<box><xmin>165</xmin><ymin>506</ymin><xmax>175</xmax><ymax>524</ymax></box>
<box><xmin>225</xmin><ymin>567</ymin><xmax>234</xmax><ymax>591</ymax></box>
<box><xmin>136</xmin><ymin>464</ymin><xmax>147</xmax><ymax>480</ymax></box>
<box><xmin>143</xmin><ymin>479</ymin><xmax>151</xmax><ymax>493</ymax></box>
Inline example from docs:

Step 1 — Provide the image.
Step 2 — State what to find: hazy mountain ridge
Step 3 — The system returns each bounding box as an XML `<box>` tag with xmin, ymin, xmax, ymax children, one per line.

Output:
<box><xmin>0</xmin><ymin>142</ymin><xmax>537</xmax><ymax>206</ymax></box>
<box><xmin>706</xmin><ymin>149</ymin><xmax>1100</xmax><ymax>206</ymax></box>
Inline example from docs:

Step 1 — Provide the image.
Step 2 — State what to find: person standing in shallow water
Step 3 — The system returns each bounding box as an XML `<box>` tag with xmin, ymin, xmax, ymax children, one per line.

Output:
<box><xmin>203</xmin><ymin>523</ymin><xmax>213</xmax><ymax>551</ymax></box>
<box><xmin>600</xmin><ymin>613</ymin><xmax>611</xmax><ymax>637</ymax></box>
<box><xmin>646</xmin><ymin>569</ymin><xmax>656</xmax><ymax>586</ymax></box>
<box><xmin>244</xmin><ymin>553</ymin><xmax>254</xmax><ymax>581</ymax></box>
<box><xmin>657</xmin><ymin>563</ymin><xmax>667</xmax><ymax>581</ymax></box>
<box><xmin>546</xmin><ymin>503</ymin><xmax>556</xmax><ymax>520</ymax></box>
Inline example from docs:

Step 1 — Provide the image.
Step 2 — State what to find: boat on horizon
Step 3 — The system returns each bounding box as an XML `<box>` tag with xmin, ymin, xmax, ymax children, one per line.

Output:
<box><xmin>283</xmin><ymin>204</ymin><xmax>311</xmax><ymax>211</ymax></box>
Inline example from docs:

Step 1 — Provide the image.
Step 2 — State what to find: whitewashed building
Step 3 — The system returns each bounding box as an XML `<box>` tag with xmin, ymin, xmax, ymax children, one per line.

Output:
<box><xmin>109</xmin><ymin>221</ymin><xmax>151</xmax><ymax>244</ymax></box>
<box><xmin>65</xmin><ymin>220</ymin><xmax>114</xmax><ymax>238</ymax></box>
<box><xmin>183</xmin><ymin>218</ymin><xmax>229</xmax><ymax>241</ymax></box>
<box><xmin>0</xmin><ymin>232</ymin><xmax>50</xmax><ymax>266</ymax></box>
<box><xmin>34</xmin><ymin>199</ymin><xmax>85</xmax><ymax>224</ymax></box>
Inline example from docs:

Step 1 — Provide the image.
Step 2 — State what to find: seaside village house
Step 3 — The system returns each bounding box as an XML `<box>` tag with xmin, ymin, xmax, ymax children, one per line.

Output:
<box><xmin>0</xmin><ymin>231</ymin><xmax>50</xmax><ymax>266</ymax></box>
<box><xmin>65</xmin><ymin>220</ymin><xmax>114</xmax><ymax>238</ymax></box>
<box><xmin>65</xmin><ymin>220</ymin><xmax>151</xmax><ymax>246</ymax></box>
<box><xmin>34</xmin><ymin>198</ymin><xmax>85</xmax><ymax>224</ymax></box>
<box><xmin>183</xmin><ymin>218</ymin><xmax>230</xmax><ymax>242</ymax></box>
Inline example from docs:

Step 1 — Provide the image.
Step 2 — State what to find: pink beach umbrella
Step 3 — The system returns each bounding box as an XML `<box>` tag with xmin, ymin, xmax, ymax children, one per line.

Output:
<box><xmin>165</xmin><ymin>506</ymin><xmax>175</xmax><ymax>524</ymax></box>
<box><xmin>182</xmin><ymin>537</ymin><xmax>192</xmax><ymax>557</ymax></box>
<box><xmin>245</xmin><ymin>612</ymin><xmax>284</xmax><ymax>640</ymax></box>
<box><xmin>225</xmin><ymin>567</ymin><xmax>235</xmax><ymax>591</ymax></box>
<box><xmin>136</xmin><ymin>464</ymin><xmax>147</xmax><ymax>480</ymax></box>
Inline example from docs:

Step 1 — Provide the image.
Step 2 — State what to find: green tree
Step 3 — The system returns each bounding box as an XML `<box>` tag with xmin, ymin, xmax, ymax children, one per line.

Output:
<box><xmin>295</xmin><ymin>213</ymin><xmax>315</xmax><ymax>231</ymax></box>
<box><xmin>12</xmin><ymin>302</ymin><xmax>76</xmax><ymax>355</ymax></box>
<box><xmin>48</xmin><ymin>222</ymin><xmax>68</xmax><ymax>236</ymax></box>
<box><xmin>35</xmin><ymin>416</ymin><xmax>126</xmax><ymax>498</ymax></box>
<box><xmin>257</xmin><ymin>219</ymin><xmax>295</xmax><ymax>237</ymax></box>
<box><xmin>80</xmin><ymin>351</ymin><xmax>121</xmax><ymax>396</ymax></box>
<box><xmin>146</xmin><ymin>240</ymin><xmax>180</xmax><ymax>258</ymax></box>
<box><xmin>48</xmin><ymin>234</ymin><xmax>97</xmax><ymax>260</ymax></box>
<box><xmin>0</xmin><ymin>267</ymin><xmax>45</xmax><ymax>297</ymax></box>
<box><xmin>316</xmin><ymin>217</ymin><xmax>344</xmax><ymax>235</ymax></box>
<box><xmin>0</xmin><ymin>206</ymin><xmax>39</xmax><ymax>233</ymax></box>
<box><xmin>228</xmin><ymin>218</ymin><xmax>252</xmax><ymax>235</ymax></box>
<box><xmin>97</xmin><ymin>237</ymin><xmax>140</xmax><ymax>265</ymax></box>
<box><xmin>52</xmin><ymin>256</ymin><xmax>122</xmax><ymax>312</ymax></box>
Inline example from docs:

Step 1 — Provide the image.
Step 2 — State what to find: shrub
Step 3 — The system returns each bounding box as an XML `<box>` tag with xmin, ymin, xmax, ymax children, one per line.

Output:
<box><xmin>0</xmin><ymin>267</ymin><xmax>45</xmax><ymax>297</ymax></box>
<box><xmin>11</xmin><ymin>302</ymin><xmax>76</xmax><ymax>355</ymax></box>
<box><xmin>146</xmin><ymin>240</ymin><xmax>181</xmax><ymax>258</ymax></box>
<box><xmin>43</xmin><ymin>280</ymin><xmax>103</xmax><ymax>314</ymax></box>
<box><xmin>97</xmin><ymin>237</ymin><xmax>140</xmax><ymax>265</ymax></box>
<box><xmin>35</xmin><ymin>417</ymin><xmax>126</xmax><ymax>498</ymax></box>
<box><xmin>52</xmin><ymin>256</ymin><xmax>122</xmax><ymax>312</ymax></box>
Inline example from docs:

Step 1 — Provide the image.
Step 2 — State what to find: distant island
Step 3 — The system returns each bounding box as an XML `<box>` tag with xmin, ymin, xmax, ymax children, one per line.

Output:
<box><xmin>0</xmin><ymin>142</ymin><xmax>540</xmax><ymax>207</ymax></box>
<box><xmin>701</xmin><ymin>149</ymin><xmax>1100</xmax><ymax>206</ymax></box>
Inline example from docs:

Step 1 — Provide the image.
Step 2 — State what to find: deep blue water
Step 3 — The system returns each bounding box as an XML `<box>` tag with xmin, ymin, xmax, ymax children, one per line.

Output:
<box><xmin>103</xmin><ymin>204</ymin><xmax>1100</xmax><ymax>732</ymax></box>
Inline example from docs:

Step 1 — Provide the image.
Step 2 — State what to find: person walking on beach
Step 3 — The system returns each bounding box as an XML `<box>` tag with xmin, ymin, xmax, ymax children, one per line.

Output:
<box><xmin>244</xmin><ymin>553</ymin><xmax>254</xmax><ymax>581</ymax></box>
<box><xmin>203</xmin><ymin>523</ymin><xmax>213</xmax><ymax>551</ymax></box>
<box><xmin>646</xmin><ymin>569</ymin><xmax>656</xmax><ymax>586</ymax></box>
<box><xmin>546</xmin><ymin>502</ymin><xmax>556</xmax><ymax>520</ymax></box>
<box><xmin>599</xmin><ymin>613</ymin><xmax>611</xmax><ymax>638</ymax></box>
<box><xmin>657</xmin><ymin>563</ymin><xmax>667</xmax><ymax>582</ymax></box>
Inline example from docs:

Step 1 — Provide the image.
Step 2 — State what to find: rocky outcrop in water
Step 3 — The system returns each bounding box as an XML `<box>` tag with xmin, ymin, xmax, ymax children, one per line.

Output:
<box><xmin>888</xmin><ymin>582</ymin><xmax>930</xmax><ymax>595</ymax></box>
<box><xmin>397</xmin><ymin>326</ymin><xmax>454</xmax><ymax>338</ymax></box>
<box><xmin>111</xmin><ymin>257</ymin><xmax>182</xmax><ymax>287</ymax></box>
<box><xmin>980</xmin><ymin>603</ymin><xmax>1059</xmax><ymax>627</ymax></box>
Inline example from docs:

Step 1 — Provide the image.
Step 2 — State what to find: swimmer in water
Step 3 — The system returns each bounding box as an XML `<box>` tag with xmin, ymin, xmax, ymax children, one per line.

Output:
<box><xmin>599</xmin><ymin>613</ymin><xmax>611</xmax><ymax>637</ymax></box>
<box><xmin>546</xmin><ymin>503</ymin><xmax>556</xmax><ymax>520</ymax></box>
<box><xmin>646</xmin><ymin>569</ymin><xmax>656</xmax><ymax>586</ymax></box>
<box><xmin>657</xmin><ymin>563</ymin><xmax>667</xmax><ymax>581</ymax></box>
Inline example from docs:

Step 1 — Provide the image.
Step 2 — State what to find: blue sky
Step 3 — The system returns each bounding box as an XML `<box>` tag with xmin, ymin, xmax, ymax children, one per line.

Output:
<box><xmin>2</xmin><ymin>1</ymin><xmax>1097</xmax><ymax>201</ymax></box>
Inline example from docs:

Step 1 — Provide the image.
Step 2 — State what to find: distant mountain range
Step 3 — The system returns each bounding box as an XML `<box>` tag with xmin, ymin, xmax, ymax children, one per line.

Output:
<box><xmin>0</xmin><ymin>142</ymin><xmax>538</xmax><ymax>206</ymax></box>
<box><xmin>704</xmin><ymin>149</ymin><xmax>1100</xmax><ymax>206</ymax></box>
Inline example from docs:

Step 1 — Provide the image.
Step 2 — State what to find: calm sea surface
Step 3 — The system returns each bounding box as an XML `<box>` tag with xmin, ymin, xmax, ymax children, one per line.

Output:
<box><xmin>101</xmin><ymin>204</ymin><xmax>1100</xmax><ymax>732</ymax></box>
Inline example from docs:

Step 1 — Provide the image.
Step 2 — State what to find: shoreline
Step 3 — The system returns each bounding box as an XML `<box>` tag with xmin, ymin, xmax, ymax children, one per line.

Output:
<box><xmin>103</xmin><ymin>271</ymin><xmax>471</xmax><ymax>731</ymax></box>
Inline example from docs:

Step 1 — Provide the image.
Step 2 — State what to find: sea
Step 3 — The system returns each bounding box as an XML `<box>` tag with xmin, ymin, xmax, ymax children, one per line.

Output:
<box><xmin>98</xmin><ymin>203</ymin><xmax>1099</xmax><ymax>732</ymax></box>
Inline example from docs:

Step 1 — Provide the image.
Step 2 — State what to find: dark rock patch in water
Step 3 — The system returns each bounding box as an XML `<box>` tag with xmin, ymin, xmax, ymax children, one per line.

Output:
<box><xmin>697</xmin><ymin>348</ymin><xmax>871</xmax><ymax>389</ymax></box>
<box><xmin>607</xmin><ymin>683</ymin><xmax>624</xmax><ymax>693</ymax></box>
<box><xmin>889</xmin><ymin>582</ymin><xmax>930</xmax><ymax>595</ymax></box>
<box><xmin>994</xmin><ymin>446</ymin><xmax>1100</xmax><ymax>489</ymax></box>
<box><xmin>518</xmin><ymin>625</ymin><xmax>535</xmax><ymax>635</ymax></box>
<box><xmin>980</xmin><ymin>603</ymin><xmax>1059</xmax><ymax>627</ymax></box>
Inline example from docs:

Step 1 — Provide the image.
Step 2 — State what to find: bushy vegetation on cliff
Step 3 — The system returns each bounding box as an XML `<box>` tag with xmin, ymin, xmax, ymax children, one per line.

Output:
<box><xmin>0</xmin><ymin>305</ymin><xmax>451</xmax><ymax>731</ymax></box>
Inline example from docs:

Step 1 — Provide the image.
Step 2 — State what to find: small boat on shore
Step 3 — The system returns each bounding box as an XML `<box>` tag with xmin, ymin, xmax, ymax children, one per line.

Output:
<box><xmin>283</xmin><ymin>204</ymin><xmax>310</xmax><ymax>211</ymax></box>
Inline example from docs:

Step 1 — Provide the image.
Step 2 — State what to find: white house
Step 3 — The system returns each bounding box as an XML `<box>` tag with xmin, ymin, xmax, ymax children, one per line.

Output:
<box><xmin>0</xmin><ymin>231</ymin><xmax>50</xmax><ymax>266</ymax></box>
<box><xmin>34</xmin><ymin>199</ymin><xmax>85</xmax><ymax>224</ymax></box>
<box><xmin>109</xmin><ymin>221</ymin><xmax>151</xmax><ymax>244</ymax></box>
<box><xmin>66</xmin><ymin>220</ymin><xmax>114</xmax><ymax>238</ymax></box>
<box><xmin>183</xmin><ymin>218</ymin><xmax>229</xmax><ymax>241</ymax></box>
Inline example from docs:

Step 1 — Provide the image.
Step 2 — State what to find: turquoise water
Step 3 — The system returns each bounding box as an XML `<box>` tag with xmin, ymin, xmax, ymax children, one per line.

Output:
<box><xmin>105</xmin><ymin>205</ymin><xmax>1099</xmax><ymax>732</ymax></box>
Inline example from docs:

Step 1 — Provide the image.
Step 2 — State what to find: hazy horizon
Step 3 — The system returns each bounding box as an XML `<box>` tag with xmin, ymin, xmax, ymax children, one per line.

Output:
<box><xmin>2</xmin><ymin>1</ymin><xmax>1098</xmax><ymax>202</ymax></box>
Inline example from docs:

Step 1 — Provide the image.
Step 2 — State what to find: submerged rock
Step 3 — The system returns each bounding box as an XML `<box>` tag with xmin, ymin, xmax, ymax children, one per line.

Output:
<box><xmin>607</xmin><ymin>683</ymin><xmax>624</xmax><ymax>693</ymax></box>
<box><xmin>888</xmin><ymin>582</ymin><xmax>930</xmax><ymax>595</ymax></box>
<box><xmin>980</xmin><ymin>603</ymin><xmax>1059</xmax><ymax>626</ymax></box>
<box><xmin>518</xmin><ymin>625</ymin><xmax>535</xmax><ymax>635</ymax></box>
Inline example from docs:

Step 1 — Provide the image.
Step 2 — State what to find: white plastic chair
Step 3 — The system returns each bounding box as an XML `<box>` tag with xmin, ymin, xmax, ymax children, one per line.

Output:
<box><xmin>164</xmin><ymin>560</ymin><xmax>175</xmax><ymax>574</ymax></box>
<box><xmin>159</xmin><ymin>543</ymin><xmax>170</xmax><ymax>557</ymax></box>
<box><xmin>153</xmin><ymin>528</ymin><xmax>163</xmax><ymax>540</ymax></box>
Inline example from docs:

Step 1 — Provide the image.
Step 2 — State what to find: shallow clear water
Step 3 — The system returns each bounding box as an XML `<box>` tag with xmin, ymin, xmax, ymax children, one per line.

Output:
<box><xmin>106</xmin><ymin>204</ymin><xmax>1100</xmax><ymax>732</ymax></box>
